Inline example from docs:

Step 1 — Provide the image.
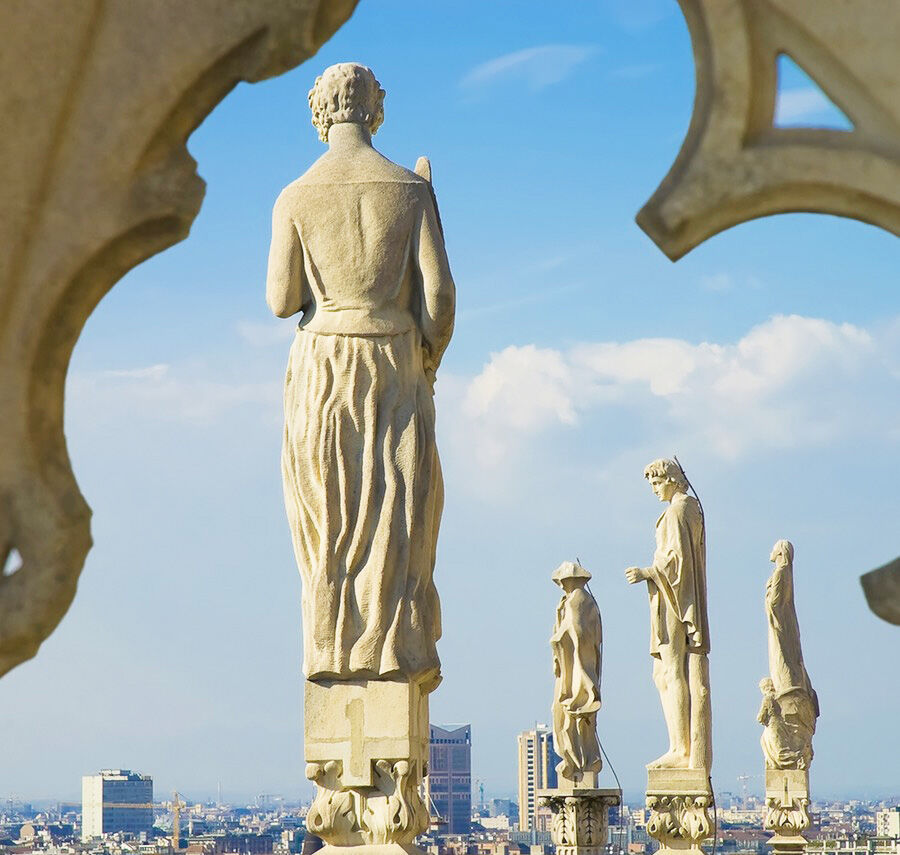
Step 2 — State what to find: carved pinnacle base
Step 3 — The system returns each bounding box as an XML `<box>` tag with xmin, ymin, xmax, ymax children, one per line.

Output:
<box><xmin>305</xmin><ymin>680</ymin><xmax>430</xmax><ymax>848</ymax></box>
<box><xmin>538</xmin><ymin>788</ymin><xmax>620</xmax><ymax>855</ymax></box>
<box><xmin>765</xmin><ymin>769</ymin><xmax>810</xmax><ymax>854</ymax></box>
<box><xmin>646</xmin><ymin>769</ymin><xmax>713</xmax><ymax>855</ymax></box>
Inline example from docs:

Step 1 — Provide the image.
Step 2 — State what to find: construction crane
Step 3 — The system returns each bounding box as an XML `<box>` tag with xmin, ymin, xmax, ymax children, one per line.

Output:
<box><xmin>172</xmin><ymin>792</ymin><xmax>188</xmax><ymax>852</ymax></box>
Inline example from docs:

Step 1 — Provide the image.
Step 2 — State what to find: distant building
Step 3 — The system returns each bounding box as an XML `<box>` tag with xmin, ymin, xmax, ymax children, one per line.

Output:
<box><xmin>81</xmin><ymin>769</ymin><xmax>153</xmax><ymax>841</ymax></box>
<box><xmin>516</xmin><ymin>726</ymin><xmax>559</xmax><ymax>832</ymax></box>
<box><xmin>878</xmin><ymin>808</ymin><xmax>900</xmax><ymax>838</ymax></box>
<box><xmin>489</xmin><ymin>798</ymin><xmax>515</xmax><ymax>819</ymax></box>
<box><xmin>424</xmin><ymin>724</ymin><xmax>472</xmax><ymax>834</ymax></box>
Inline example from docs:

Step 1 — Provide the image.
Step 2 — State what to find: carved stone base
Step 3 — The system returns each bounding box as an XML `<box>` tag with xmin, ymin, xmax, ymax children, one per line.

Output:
<box><xmin>305</xmin><ymin>680</ymin><xmax>430</xmax><ymax>848</ymax></box>
<box><xmin>765</xmin><ymin>769</ymin><xmax>811</xmax><ymax>854</ymax></box>
<box><xmin>646</xmin><ymin>769</ymin><xmax>713</xmax><ymax>855</ymax></box>
<box><xmin>537</xmin><ymin>788</ymin><xmax>620</xmax><ymax>855</ymax></box>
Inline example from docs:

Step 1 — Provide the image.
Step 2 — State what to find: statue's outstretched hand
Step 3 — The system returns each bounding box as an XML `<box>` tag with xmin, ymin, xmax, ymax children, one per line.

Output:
<box><xmin>625</xmin><ymin>566</ymin><xmax>648</xmax><ymax>584</ymax></box>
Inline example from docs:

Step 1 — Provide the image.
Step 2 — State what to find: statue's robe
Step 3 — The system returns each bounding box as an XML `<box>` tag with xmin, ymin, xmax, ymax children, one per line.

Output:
<box><xmin>267</xmin><ymin>144</ymin><xmax>455</xmax><ymax>683</ymax></box>
<box><xmin>646</xmin><ymin>493</ymin><xmax>709</xmax><ymax>655</ymax></box>
<box><xmin>551</xmin><ymin>587</ymin><xmax>602</xmax><ymax>780</ymax></box>
<box><xmin>765</xmin><ymin>562</ymin><xmax>818</xmax><ymax>766</ymax></box>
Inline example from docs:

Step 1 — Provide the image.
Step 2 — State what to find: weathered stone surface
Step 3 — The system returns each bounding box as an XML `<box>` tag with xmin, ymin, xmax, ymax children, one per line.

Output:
<box><xmin>538</xmin><ymin>788</ymin><xmax>620</xmax><ymax>855</ymax></box>
<box><xmin>860</xmin><ymin>556</ymin><xmax>900</xmax><ymax>625</ymax></box>
<box><xmin>550</xmin><ymin>561</ymin><xmax>603</xmax><ymax>788</ymax></box>
<box><xmin>637</xmin><ymin>0</ymin><xmax>900</xmax><ymax>260</ymax></box>
<box><xmin>269</xmin><ymin>64</ymin><xmax>455</xmax><ymax>687</ymax></box>
<box><xmin>274</xmin><ymin>64</ymin><xmax>455</xmax><ymax>853</ymax></box>
<box><xmin>625</xmin><ymin>459</ymin><xmax>711</xmax><ymax>773</ymax></box>
<box><xmin>645</xmin><ymin>768</ymin><xmax>713</xmax><ymax>855</ymax></box>
<box><xmin>304</xmin><ymin>681</ymin><xmax>430</xmax><ymax>847</ymax></box>
<box><xmin>0</xmin><ymin>0</ymin><xmax>358</xmax><ymax>677</ymax></box>
<box><xmin>764</xmin><ymin>768</ymin><xmax>811</xmax><ymax>855</ymax></box>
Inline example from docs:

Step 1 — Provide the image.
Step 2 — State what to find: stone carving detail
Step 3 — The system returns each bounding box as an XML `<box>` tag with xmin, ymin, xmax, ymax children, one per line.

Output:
<box><xmin>765</xmin><ymin>795</ymin><xmax>811</xmax><ymax>836</ymax></box>
<box><xmin>763</xmin><ymin>768</ymin><xmax>812</xmax><ymax>853</ymax></box>
<box><xmin>541</xmin><ymin>793</ymin><xmax>619</xmax><ymax>855</ymax></box>
<box><xmin>860</xmin><ymin>555</ymin><xmax>900</xmax><ymax>626</ymax></box>
<box><xmin>638</xmin><ymin>0</ymin><xmax>900</xmax><ymax>260</ymax></box>
<box><xmin>0</xmin><ymin>0</ymin><xmax>358</xmax><ymax>678</ymax></box>
<box><xmin>268</xmin><ymin>62</ymin><xmax>455</xmax><ymax>684</ymax></box>
<box><xmin>550</xmin><ymin>561</ymin><xmax>603</xmax><ymax>786</ymax></box>
<box><xmin>646</xmin><ymin>794</ymin><xmax>713</xmax><ymax>848</ymax></box>
<box><xmin>306</xmin><ymin>759</ymin><xmax>428</xmax><ymax>847</ymax></box>
<box><xmin>625</xmin><ymin>459</ymin><xmax>711</xmax><ymax>772</ymax></box>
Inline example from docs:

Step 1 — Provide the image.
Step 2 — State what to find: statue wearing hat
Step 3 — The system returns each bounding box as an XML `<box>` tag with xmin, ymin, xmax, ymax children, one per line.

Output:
<box><xmin>550</xmin><ymin>561</ymin><xmax>603</xmax><ymax>786</ymax></box>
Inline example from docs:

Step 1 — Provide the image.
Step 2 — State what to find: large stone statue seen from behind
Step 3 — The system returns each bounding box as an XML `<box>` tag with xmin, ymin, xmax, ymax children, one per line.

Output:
<box><xmin>759</xmin><ymin>540</ymin><xmax>819</xmax><ymax>855</ymax></box>
<box><xmin>266</xmin><ymin>62</ymin><xmax>455</xmax><ymax>855</ymax></box>
<box><xmin>625</xmin><ymin>459</ymin><xmax>712</xmax><ymax>855</ymax></box>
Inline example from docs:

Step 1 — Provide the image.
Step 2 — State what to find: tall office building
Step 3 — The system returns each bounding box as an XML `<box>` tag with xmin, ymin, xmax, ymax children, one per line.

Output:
<box><xmin>82</xmin><ymin>769</ymin><xmax>153</xmax><ymax>841</ymax></box>
<box><xmin>517</xmin><ymin>726</ymin><xmax>559</xmax><ymax>832</ymax></box>
<box><xmin>424</xmin><ymin>724</ymin><xmax>471</xmax><ymax>834</ymax></box>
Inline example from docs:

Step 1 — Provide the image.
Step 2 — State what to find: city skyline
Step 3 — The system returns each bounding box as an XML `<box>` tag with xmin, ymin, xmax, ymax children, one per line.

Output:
<box><xmin>4</xmin><ymin>0</ymin><xmax>898</xmax><ymax>806</ymax></box>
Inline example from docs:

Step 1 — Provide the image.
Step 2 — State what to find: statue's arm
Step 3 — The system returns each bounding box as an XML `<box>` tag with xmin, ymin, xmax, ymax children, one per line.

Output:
<box><xmin>266</xmin><ymin>191</ymin><xmax>306</xmax><ymax>319</ymax></box>
<box><xmin>415</xmin><ymin>191</ymin><xmax>455</xmax><ymax>377</ymax></box>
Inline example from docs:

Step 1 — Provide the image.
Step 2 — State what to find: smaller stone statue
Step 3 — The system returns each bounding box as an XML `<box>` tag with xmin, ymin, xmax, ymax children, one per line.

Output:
<box><xmin>761</xmin><ymin>540</ymin><xmax>818</xmax><ymax>770</ymax></box>
<box><xmin>540</xmin><ymin>562</ymin><xmax>619</xmax><ymax>855</ymax></box>
<box><xmin>760</xmin><ymin>540</ymin><xmax>818</xmax><ymax>853</ymax></box>
<box><xmin>550</xmin><ymin>561</ymin><xmax>603</xmax><ymax>786</ymax></box>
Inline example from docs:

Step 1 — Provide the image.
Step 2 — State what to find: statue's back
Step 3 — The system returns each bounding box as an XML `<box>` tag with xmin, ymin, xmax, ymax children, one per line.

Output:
<box><xmin>283</xmin><ymin>149</ymin><xmax>433</xmax><ymax>335</ymax></box>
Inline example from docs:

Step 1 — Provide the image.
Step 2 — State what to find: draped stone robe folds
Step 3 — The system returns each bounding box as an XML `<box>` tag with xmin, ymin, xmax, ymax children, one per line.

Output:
<box><xmin>267</xmin><ymin>142</ymin><xmax>455</xmax><ymax>684</ymax></box>
<box><xmin>646</xmin><ymin>493</ymin><xmax>709</xmax><ymax>656</ymax></box>
<box><xmin>551</xmin><ymin>587</ymin><xmax>603</xmax><ymax>781</ymax></box>
<box><xmin>763</xmin><ymin>560</ymin><xmax>818</xmax><ymax>768</ymax></box>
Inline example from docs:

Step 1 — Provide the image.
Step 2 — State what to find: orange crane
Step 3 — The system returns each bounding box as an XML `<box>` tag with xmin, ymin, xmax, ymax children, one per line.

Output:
<box><xmin>172</xmin><ymin>792</ymin><xmax>188</xmax><ymax>852</ymax></box>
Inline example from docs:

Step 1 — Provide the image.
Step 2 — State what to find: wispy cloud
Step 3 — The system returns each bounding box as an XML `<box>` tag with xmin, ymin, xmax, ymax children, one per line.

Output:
<box><xmin>699</xmin><ymin>272</ymin><xmax>762</xmax><ymax>293</ymax></box>
<box><xmin>460</xmin><ymin>45</ymin><xmax>597</xmax><ymax>91</ymax></box>
<box><xmin>236</xmin><ymin>319</ymin><xmax>296</xmax><ymax>347</ymax></box>
<box><xmin>775</xmin><ymin>86</ymin><xmax>852</xmax><ymax>128</ymax></box>
<box><xmin>68</xmin><ymin>362</ymin><xmax>280</xmax><ymax>426</ymax></box>
<box><xmin>446</xmin><ymin>314</ymin><xmax>899</xmax><ymax>468</ymax></box>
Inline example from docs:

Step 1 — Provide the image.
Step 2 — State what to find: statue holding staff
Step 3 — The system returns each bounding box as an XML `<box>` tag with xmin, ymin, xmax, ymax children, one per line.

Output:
<box><xmin>625</xmin><ymin>458</ymin><xmax>711</xmax><ymax>771</ymax></box>
<box><xmin>266</xmin><ymin>62</ymin><xmax>455</xmax><ymax>686</ymax></box>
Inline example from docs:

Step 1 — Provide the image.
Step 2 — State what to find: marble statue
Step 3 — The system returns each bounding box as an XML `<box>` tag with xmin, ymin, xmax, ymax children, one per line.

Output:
<box><xmin>550</xmin><ymin>561</ymin><xmax>603</xmax><ymax>786</ymax></box>
<box><xmin>266</xmin><ymin>63</ymin><xmax>455</xmax><ymax>853</ymax></box>
<box><xmin>759</xmin><ymin>541</ymin><xmax>818</xmax><ymax>771</ymax></box>
<box><xmin>540</xmin><ymin>562</ymin><xmax>619</xmax><ymax>855</ymax></box>
<box><xmin>267</xmin><ymin>62</ymin><xmax>455</xmax><ymax>686</ymax></box>
<box><xmin>625</xmin><ymin>458</ymin><xmax>711</xmax><ymax>772</ymax></box>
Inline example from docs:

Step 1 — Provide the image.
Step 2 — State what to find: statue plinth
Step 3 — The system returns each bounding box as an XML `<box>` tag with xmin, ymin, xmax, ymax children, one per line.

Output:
<box><xmin>305</xmin><ymin>679</ymin><xmax>431</xmax><ymax>853</ymax></box>
<box><xmin>645</xmin><ymin>768</ymin><xmax>713</xmax><ymax>855</ymax></box>
<box><xmin>764</xmin><ymin>769</ymin><xmax>811</xmax><ymax>855</ymax></box>
<box><xmin>537</xmin><ymin>787</ymin><xmax>620</xmax><ymax>855</ymax></box>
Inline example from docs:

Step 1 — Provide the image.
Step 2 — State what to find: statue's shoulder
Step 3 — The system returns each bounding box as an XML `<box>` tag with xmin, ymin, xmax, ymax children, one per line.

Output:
<box><xmin>294</xmin><ymin>150</ymin><xmax>429</xmax><ymax>189</ymax></box>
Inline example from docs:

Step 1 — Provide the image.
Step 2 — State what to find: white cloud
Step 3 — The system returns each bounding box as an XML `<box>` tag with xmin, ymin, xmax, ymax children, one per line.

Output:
<box><xmin>236</xmin><ymin>319</ymin><xmax>296</xmax><ymax>347</ymax></box>
<box><xmin>700</xmin><ymin>273</ymin><xmax>733</xmax><ymax>293</ymax></box>
<box><xmin>68</xmin><ymin>362</ymin><xmax>280</xmax><ymax>427</ymax></box>
<box><xmin>452</xmin><ymin>315</ymin><xmax>898</xmax><ymax>467</ymax></box>
<box><xmin>461</xmin><ymin>45</ymin><xmax>596</xmax><ymax>91</ymax></box>
<box><xmin>775</xmin><ymin>86</ymin><xmax>851</xmax><ymax>127</ymax></box>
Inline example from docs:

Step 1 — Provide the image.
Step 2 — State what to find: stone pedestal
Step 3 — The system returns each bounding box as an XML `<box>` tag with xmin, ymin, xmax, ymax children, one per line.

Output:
<box><xmin>537</xmin><ymin>787</ymin><xmax>620</xmax><ymax>855</ymax></box>
<box><xmin>646</xmin><ymin>769</ymin><xmax>713</xmax><ymax>855</ymax></box>
<box><xmin>304</xmin><ymin>680</ymin><xmax>430</xmax><ymax>853</ymax></box>
<box><xmin>764</xmin><ymin>769</ymin><xmax>810</xmax><ymax>855</ymax></box>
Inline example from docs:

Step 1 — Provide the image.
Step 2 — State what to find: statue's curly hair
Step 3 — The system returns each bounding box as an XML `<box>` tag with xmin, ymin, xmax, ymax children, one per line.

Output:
<box><xmin>643</xmin><ymin>458</ymin><xmax>689</xmax><ymax>493</ymax></box>
<box><xmin>308</xmin><ymin>63</ymin><xmax>385</xmax><ymax>143</ymax></box>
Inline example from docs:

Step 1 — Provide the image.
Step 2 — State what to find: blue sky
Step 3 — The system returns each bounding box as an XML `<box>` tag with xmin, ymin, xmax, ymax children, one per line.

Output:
<box><xmin>5</xmin><ymin>1</ymin><xmax>899</xmax><ymax>806</ymax></box>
